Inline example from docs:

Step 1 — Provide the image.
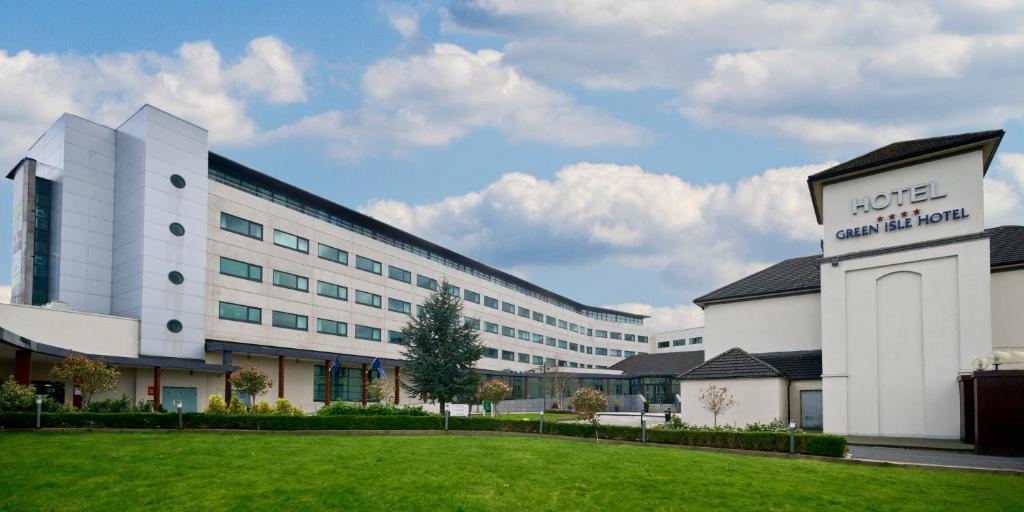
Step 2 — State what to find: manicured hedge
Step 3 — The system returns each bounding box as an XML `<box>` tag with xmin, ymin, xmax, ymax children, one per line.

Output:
<box><xmin>0</xmin><ymin>413</ymin><xmax>845</xmax><ymax>457</ymax></box>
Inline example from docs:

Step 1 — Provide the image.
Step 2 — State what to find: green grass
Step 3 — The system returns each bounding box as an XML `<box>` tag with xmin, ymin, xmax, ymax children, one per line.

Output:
<box><xmin>495</xmin><ymin>412</ymin><xmax>577</xmax><ymax>422</ymax></box>
<box><xmin>1</xmin><ymin>432</ymin><xmax>1020</xmax><ymax>511</ymax></box>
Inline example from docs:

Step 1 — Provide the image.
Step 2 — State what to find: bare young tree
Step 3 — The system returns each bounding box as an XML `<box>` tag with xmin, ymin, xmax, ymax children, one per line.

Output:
<box><xmin>696</xmin><ymin>384</ymin><xmax>738</xmax><ymax>427</ymax></box>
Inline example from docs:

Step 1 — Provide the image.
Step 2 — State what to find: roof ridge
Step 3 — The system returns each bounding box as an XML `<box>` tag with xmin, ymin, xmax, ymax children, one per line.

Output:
<box><xmin>677</xmin><ymin>347</ymin><xmax>783</xmax><ymax>379</ymax></box>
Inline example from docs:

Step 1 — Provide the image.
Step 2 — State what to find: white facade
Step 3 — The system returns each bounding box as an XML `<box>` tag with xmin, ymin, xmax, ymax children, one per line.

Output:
<box><xmin>654</xmin><ymin>326</ymin><xmax>705</xmax><ymax>352</ymax></box>
<box><xmin>704</xmin><ymin>294</ymin><xmax>820</xmax><ymax>359</ymax></box>
<box><xmin>680</xmin><ymin>377</ymin><xmax>788</xmax><ymax>427</ymax></box>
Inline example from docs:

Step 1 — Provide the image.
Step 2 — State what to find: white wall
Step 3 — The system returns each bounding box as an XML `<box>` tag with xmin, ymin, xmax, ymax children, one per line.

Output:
<box><xmin>703</xmin><ymin>293</ymin><xmax>820</xmax><ymax>358</ymax></box>
<box><xmin>654</xmin><ymin>326</ymin><xmax>705</xmax><ymax>352</ymax></box>
<box><xmin>680</xmin><ymin>377</ymin><xmax>787</xmax><ymax>427</ymax></box>
<box><xmin>991</xmin><ymin>269</ymin><xmax>1024</xmax><ymax>352</ymax></box>
<box><xmin>0</xmin><ymin>302</ymin><xmax>138</xmax><ymax>358</ymax></box>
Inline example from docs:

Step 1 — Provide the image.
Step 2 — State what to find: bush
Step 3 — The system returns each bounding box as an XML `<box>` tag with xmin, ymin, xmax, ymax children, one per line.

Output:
<box><xmin>316</xmin><ymin>402</ymin><xmax>431</xmax><ymax>417</ymax></box>
<box><xmin>252</xmin><ymin>401</ymin><xmax>274</xmax><ymax>415</ymax></box>
<box><xmin>85</xmin><ymin>395</ymin><xmax>154</xmax><ymax>413</ymax></box>
<box><xmin>274</xmin><ymin>398</ymin><xmax>304</xmax><ymax>416</ymax></box>
<box><xmin>227</xmin><ymin>396</ymin><xmax>246</xmax><ymax>415</ymax></box>
<box><xmin>0</xmin><ymin>378</ymin><xmax>38</xmax><ymax>411</ymax></box>
<box><xmin>206</xmin><ymin>395</ymin><xmax>228</xmax><ymax>414</ymax></box>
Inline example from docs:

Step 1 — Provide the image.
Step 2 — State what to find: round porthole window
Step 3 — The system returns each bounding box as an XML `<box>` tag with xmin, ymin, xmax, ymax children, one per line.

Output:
<box><xmin>169</xmin><ymin>222</ymin><xmax>185</xmax><ymax>236</ymax></box>
<box><xmin>168</xmin><ymin>271</ymin><xmax>184</xmax><ymax>285</ymax></box>
<box><xmin>170</xmin><ymin>174</ymin><xmax>187</xmax><ymax>189</ymax></box>
<box><xmin>166</xmin><ymin>319</ymin><xmax>183</xmax><ymax>333</ymax></box>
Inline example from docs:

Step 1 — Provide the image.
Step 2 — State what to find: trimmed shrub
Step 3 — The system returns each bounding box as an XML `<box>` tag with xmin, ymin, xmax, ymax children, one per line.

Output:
<box><xmin>85</xmin><ymin>395</ymin><xmax>154</xmax><ymax>413</ymax></box>
<box><xmin>274</xmin><ymin>398</ymin><xmax>304</xmax><ymax>416</ymax></box>
<box><xmin>206</xmin><ymin>395</ymin><xmax>228</xmax><ymax>414</ymax></box>
<box><xmin>0</xmin><ymin>378</ymin><xmax>37</xmax><ymax>411</ymax></box>
<box><xmin>252</xmin><ymin>401</ymin><xmax>274</xmax><ymax>415</ymax></box>
<box><xmin>316</xmin><ymin>402</ymin><xmax>431</xmax><ymax>417</ymax></box>
<box><xmin>184</xmin><ymin>414</ymin><xmax>442</xmax><ymax>431</ymax></box>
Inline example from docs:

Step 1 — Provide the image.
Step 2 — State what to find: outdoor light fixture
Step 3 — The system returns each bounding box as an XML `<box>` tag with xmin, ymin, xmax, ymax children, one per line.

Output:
<box><xmin>990</xmin><ymin>351</ymin><xmax>1009</xmax><ymax>370</ymax></box>
<box><xmin>971</xmin><ymin>358</ymin><xmax>988</xmax><ymax>371</ymax></box>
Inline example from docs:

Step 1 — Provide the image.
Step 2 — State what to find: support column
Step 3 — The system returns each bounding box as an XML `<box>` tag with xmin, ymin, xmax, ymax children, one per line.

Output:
<box><xmin>14</xmin><ymin>350</ymin><xmax>32</xmax><ymax>386</ymax></box>
<box><xmin>278</xmin><ymin>355</ymin><xmax>285</xmax><ymax>399</ymax></box>
<box><xmin>522</xmin><ymin>377</ymin><xmax>529</xmax><ymax>399</ymax></box>
<box><xmin>323</xmin><ymin>360</ymin><xmax>332</xmax><ymax>406</ymax></box>
<box><xmin>223</xmin><ymin>351</ymin><xmax>233</xmax><ymax>401</ymax></box>
<box><xmin>153</xmin><ymin>366</ymin><xmax>162</xmax><ymax>411</ymax></box>
<box><xmin>394</xmin><ymin>366</ymin><xmax>401</xmax><ymax>404</ymax></box>
<box><xmin>361</xmin><ymin>363</ymin><xmax>368</xmax><ymax>406</ymax></box>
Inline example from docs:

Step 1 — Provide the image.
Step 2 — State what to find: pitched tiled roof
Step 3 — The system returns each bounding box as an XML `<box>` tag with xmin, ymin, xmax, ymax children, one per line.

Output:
<box><xmin>807</xmin><ymin>130</ymin><xmax>1005</xmax><ymax>183</ymax></box>
<box><xmin>677</xmin><ymin>348</ymin><xmax>823</xmax><ymax>381</ymax></box>
<box><xmin>609</xmin><ymin>351</ymin><xmax>706</xmax><ymax>377</ymax></box>
<box><xmin>694</xmin><ymin>225</ymin><xmax>1024</xmax><ymax>306</ymax></box>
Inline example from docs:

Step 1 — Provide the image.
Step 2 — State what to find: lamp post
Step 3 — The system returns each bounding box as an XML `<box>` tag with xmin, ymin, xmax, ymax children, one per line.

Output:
<box><xmin>641</xmin><ymin>411</ymin><xmax>647</xmax><ymax>443</ymax></box>
<box><xmin>539</xmin><ymin>410</ymin><xmax>544</xmax><ymax>434</ymax></box>
<box><xmin>35</xmin><ymin>395</ymin><xmax>43</xmax><ymax>429</ymax></box>
<box><xmin>789</xmin><ymin>420</ymin><xmax>796</xmax><ymax>454</ymax></box>
<box><xmin>176</xmin><ymin>401</ymin><xmax>184</xmax><ymax>430</ymax></box>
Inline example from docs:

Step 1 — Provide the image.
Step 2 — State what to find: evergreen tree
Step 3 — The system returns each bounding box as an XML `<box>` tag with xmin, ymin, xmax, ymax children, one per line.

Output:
<box><xmin>400</xmin><ymin>280</ymin><xmax>484</xmax><ymax>412</ymax></box>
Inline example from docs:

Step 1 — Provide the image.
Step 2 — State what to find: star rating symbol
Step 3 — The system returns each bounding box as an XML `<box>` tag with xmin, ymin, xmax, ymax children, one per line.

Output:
<box><xmin>913</xmin><ymin>208</ymin><xmax>921</xmax><ymax>215</ymax></box>
<box><xmin>888</xmin><ymin>213</ymin><xmax>896</xmax><ymax>220</ymax></box>
<box><xmin>876</xmin><ymin>216</ymin><xmax>884</xmax><ymax>222</ymax></box>
<box><xmin>900</xmin><ymin>211</ymin><xmax>908</xmax><ymax>217</ymax></box>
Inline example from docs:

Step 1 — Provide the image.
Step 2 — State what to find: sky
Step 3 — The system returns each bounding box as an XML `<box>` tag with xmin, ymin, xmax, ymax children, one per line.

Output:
<box><xmin>1</xmin><ymin>0</ymin><xmax>1023</xmax><ymax>330</ymax></box>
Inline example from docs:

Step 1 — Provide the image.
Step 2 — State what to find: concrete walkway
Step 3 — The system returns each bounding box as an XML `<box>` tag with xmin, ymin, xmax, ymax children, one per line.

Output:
<box><xmin>847</xmin><ymin>435</ymin><xmax>973</xmax><ymax>451</ymax></box>
<box><xmin>849</xmin><ymin>445</ymin><xmax>1024</xmax><ymax>471</ymax></box>
<box><xmin>595</xmin><ymin>412</ymin><xmax>668</xmax><ymax>427</ymax></box>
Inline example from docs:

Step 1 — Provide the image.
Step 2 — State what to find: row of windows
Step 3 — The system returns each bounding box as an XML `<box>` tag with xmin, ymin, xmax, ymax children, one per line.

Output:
<box><xmin>657</xmin><ymin>336</ymin><xmax>704</xmax><ymax>349</ymax></box>
<box><xmin>461</xmin><ymin>318</ymin><xmax>641</xmax><ymax>358</ymax></box>
<box><xmin>211</xmin><ymin>168</ymin><xmax>644</xmax><ymax>325</ymax></box>
<box><xmin>217</xmin><ymin>301</ymin><xmax>383</xmax><ymax>341</ymax></box>
<box><xmin>480</xmin><ymin>348</ymin><xmax>606</xmax><ymax>369</ymax></box>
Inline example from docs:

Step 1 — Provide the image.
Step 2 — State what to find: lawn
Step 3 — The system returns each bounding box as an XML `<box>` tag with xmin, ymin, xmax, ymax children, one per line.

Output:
<box><xmin>1</xmin><ymin>432</ymin><xmax>1020</xmax><ymax>511</ymax></box>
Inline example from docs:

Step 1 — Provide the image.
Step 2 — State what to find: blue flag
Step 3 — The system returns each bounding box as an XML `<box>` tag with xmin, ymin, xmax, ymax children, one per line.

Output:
<box><xmin>369</xmin><ymin>357</ymin><xmax>385</xmax><ymax>379</ymax></box>
<box><xmin>329</xmin><ymin>355</ymin><xmax>341</xmax><ymax>377</ymax></box>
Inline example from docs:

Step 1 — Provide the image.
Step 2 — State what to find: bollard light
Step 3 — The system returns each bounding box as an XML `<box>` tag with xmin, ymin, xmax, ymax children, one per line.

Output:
<box><xmin>176</xmin><ymin>401</ymin><xmax>184</xmax><ymax>430</ymax></box>
<box><xmin>789</xmin><ymin>420</ymin><xmax>797</xmax><ymax>454</ymax></box>
<box><xmin>539</xmin><ymin>410</ymin><xmax>545</xmax><ymax>435</ymax></box>
<box><xmin>35</xmin><ymin>395</ymin><xmax>43</xmax><ymax>429</ymax></box>
<box><xmin>641</xmin><ymin>411</ymin><xmax>647</xmax><ymax>444</ymax></box>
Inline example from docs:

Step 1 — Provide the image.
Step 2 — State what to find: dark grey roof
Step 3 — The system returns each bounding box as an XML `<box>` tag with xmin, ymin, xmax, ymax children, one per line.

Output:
<box><xmin>695</xmin><ymin>226</ymin><xmax>1024</xmax><ymax>306</ymax></box>
<box><xmin>678</xmin><ymin>348</ymin><xmax>783</xmax><ymax>380</ymax></box>
<box><xmin>808</xmin><ymin>130</ymin><xmax>1004</xmax><ymax>183</ymax></box>
<box><xmin>609</xmin><ymin>350</ymin><xmax>706</xmax><ymax>377</ymax></box>
<box><xmin>752</xmin><ymin>350</ymin><xmax>822</xmax><ymax>380</ymax></box>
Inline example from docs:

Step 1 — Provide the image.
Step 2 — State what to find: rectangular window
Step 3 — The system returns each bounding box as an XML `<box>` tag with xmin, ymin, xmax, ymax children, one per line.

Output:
<box><xmin>445</xmin><ymin>284</ymin><xmax>460</xmax><ymax>297</ymax></box>
<box><xmin>388</xmin><ymin>298</ymin><xmax>412</xmax><ymax>314</ymax></box>
<box><xmin>501</xmin><ymin>350</ymin><xmax>515</xmax><ymax>361</ymax></box>
<box><xmin>501</xmin><ymin>302</ymin><xmax>516</xmax><ymax>314</ymax></box>
<box><xmin>484</xmin><ymin>296</ymin><xmax>499</xmax><ymax>309</ymax></box>
<box><xmin>545</xmin><ymin>337</ymin><xmax>556</xmax><ymax>347</ymax></box>
<box><xmin>218</xmin><ymin>302</ymin><xmax>261</xmax><ymax>324</ymax></box>
<box><xmin>625</xmin><ymin>334</ymin><xmax>636</xmax><ymax>342</ymax></box>
<box><xmin>532</xmin><ymin>355</ymin><xmax>544</xmax><ymax>365</ymax></box>
<box><xmin>557</xmin><ymin>339</ymin><xmax>568</xmax><ymax>349</ymax></box>
<box><xmin>272</xmin><ymin>310</ymin><xmax>308</xmax><ymax>331</ymax></box>
<box><xmin>317</xmin><ymin>318</ymin><xmax>347</xmax><ymax>337</ymax></box>
<box><xmin>610</xmin><ymin>332</ymin><xmax>622</xmax><ymax>340</ymax></box>
<box><xmin>388</xmin><ymin>265</ymin><xmax>412</xmax><ymax>283</ymax></box>
<box><xmin>532</xmin><ymin>334</ymin><xmax>543</xmax><ymax>344</ymax></box>
<box><xmin>484</xmin><ymin>347</ymin><xmax>499</xmax><ymax>359</ymax></box>
<box><xmin>545</xmin><ymin>358</ymin><xmax>556</xmax><ymax>366</ymax></box>
<box><xmin>355</xmin><ymin>325</ymin><xmax>381</xmax><ymax>341</ymax></box>
<box><xmin>690</xmin><ymin>337</ymin><xmax>703</xmax><ymax>345</ymax></box>
<box><xmin>484</xmin><ymin>322</ymin><xmax>499</xmax><ymax>334</ymax></box>
<box><xmin>501</xmin><ymin>326</ymin><xmax>515</xmax><ymax>337</ymax></box>
<box><xmin>464</xmin><ymin>290</ymin><xmax>480</xmax><ymax>303</ymax></box>
<box><xmin>464</xmin><ymin>317</ymin><xmax>481</xmax><ymax>330</ymax></box>
<box><xmin>610</xmin><ymin>349</ymin><xmax>622</xmax><ymax>357</ymax></box>
<box><xmin>416</xmin><ymin>275</ymin><xmax>438</xmax><ymax>291</ymax></box>
<box><xmin>518</xmin><ymin>306</ymin><xmax>530</xmax><ymax>318</ymax></box>
<box><xmin>273</xmin><ymin>229</ymin><xmax>309</xmax><ymax>253</ymax></box>
<box><xmin>672</xmin><ymin>339</ymin><xmax>685</xmax><ymax>346</ymax></box>
<box><xmin>317</xmin><ymin>280</ymin><xmax>348</xmax><ymax>301</ymax></box>
<box><xmin>518</xmin><ymin>330</ymin><xmax>530</xmax><ymax>341</ymax></box>
<box><xmin>518</xmin><ymin>353</ymin><xmax>530</xmax><ymax>364</ymax></box>
<box><xmin>317</xmin><ymin>243</ymin><xmax>348</xmax><ymax>265</ymax></box>
<box><xmin>625</xmin><ymin>351</ymin><xmax>635</xmax><ymax>357</ymax></box>
<box><xmin>570</xmin><ymin>323</ymin><xmax>579</xmax><ymax>333</ymax></box>
<box><xmin>595</xmin><ymin>347</ymin><xmax>608</xmax><ymax>356</ymax></box>
<box><xmin>532</xmin><ymin>311</ymin><xmax>544</xmax><ymax>322</ymax></box>
<box><xmin>388</xmin><ymin>330</ymin><xmax>405</xmax><ymax>345</ymax></box>
<box><xmin>657</xmin><ymin>341</ymin><xmax>671</xmax><ymax>348</ymax></box>
<box><xmin>273</xmin><ymin>270</ymin><xmax>309</xmax><ymax>292</ymax></box>
<box><xmin>570</xmin><ymin>342</ymin><xmax>578</xmax><ymax>351</ymax></box>
<box><xmin>558</xmin><ymin>319</ymin><xmax>567</xmax><ymax>329</ymax></box>
<box><xmin>557</xmin><ymin>360</ymin><xmax>567</xmax><ymax>367</ymax></box>
<box><xmin>595</xmin><ymin>330</ymin><xmax>608</xmax><ymax>338</ymax></box>
<box><xmin>638</xmin><ymin>336</ymin><xmax>649</xmax><ymax>343</ymax></box>
<box><xmin>587</xmin><ymin>328</ymin><xmax>593</xmax><ymax>336</ymax></box>
<box><xmin>586</xmin><ymin>347</ymin><xmax>593</xmax><ymax>355</ymax></box>
<box><xmin>569</xmin><ymin>362</ymin><xmax>578</xmax><ymax>368</ymax></box>
<box><xmin>313</xmin><ymin>365</ymin><xmax>361</xmax><ymax>403</ymax></box>
<box><xmin>355</xmin><ymin>255</ymin><xmax>382</xmax><ymax>275</ymax></box>
<box><xmin>355</xmin><ymin>290</ymin><xmax>382</xmax><ymax>308</ymax></box>
<box><xmin>219</xmin><ymin>257</ymin><xmax>262</xmax><ymax>281</ymax></box>
<box><xmin>220</xmin><ymin>212</ymin><xmax>263</xmax><ymax>240</ymax></box>
<box><xmin>545</xmin><ymin>315</ymin><xmax>556</xmax><ymax>326</ymax></box>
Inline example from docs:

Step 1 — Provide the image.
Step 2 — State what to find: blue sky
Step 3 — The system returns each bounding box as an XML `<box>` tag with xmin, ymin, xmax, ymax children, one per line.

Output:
<box><xmin>1</xmin><ymin>1</ymin><xmax>1023</xmax><ymax>329</ymax></box>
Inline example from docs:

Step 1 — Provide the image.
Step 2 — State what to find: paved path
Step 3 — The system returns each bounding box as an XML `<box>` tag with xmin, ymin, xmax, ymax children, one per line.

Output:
<box><xmin>849</xmin><ymin>445</ymin><xmax>1024</xmax><ymax>471</ymax></box>
<box><xmin>595</xmin><ymin>413</ymin><xmax>668</xmax><ymax>427</ymax></box>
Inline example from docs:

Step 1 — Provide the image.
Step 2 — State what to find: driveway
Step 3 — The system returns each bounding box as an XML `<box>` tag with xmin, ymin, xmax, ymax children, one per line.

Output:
<box><xmin>849</xmin><ymin>445</ymin><xmax>1024</xmax><ymax>471</ymax></box>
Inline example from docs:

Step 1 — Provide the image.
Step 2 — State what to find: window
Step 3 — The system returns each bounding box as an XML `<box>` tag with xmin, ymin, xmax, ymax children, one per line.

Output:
<box><xmin>355</xmin><ymin>325</ymin><xmax>381</xmax><ymax>341</ymax></box>
<box><xmin>501</xmin><ymin>301</ymin><xmax>516</xmax><ymax>314</ymax></box>
<box><xmin>689</xmin><ymin>337</ymin><xmax>703</xmax><ymax>345</ymax></box>
<box><xmin>388</xmin><ymin>330</ymin><xmax>405</xmax><ymax>345</ymax></box>
<box><xmin>220</xmin><ymin>212</ymin><xmax>263</xmax><ymax>240</ymax></box>
<box><xmin>672</xmin><ymin>339</ymin><xmax>685</xmax><ymax>347</ymax></box>
<box><xmin>569</xmin><ymin>362</ymin><xmax>578</xmax><ymax>368</ymax></box>
<box><xmin>570</xmin><ymin>343</ymin><xmax>578</xmax><ymax>351</ymax></box>
<box><xmin>625</xmin><ymin>334</ymin><xmax>636</xmax><ymax>342</ymax></box>
<box><xmin>557</xmin><ymin>339</ymin><xmax>568</xmax><ymax>349</ymax></box>
<box><xmin>314</xmin><ymin>365</ymin><xmax>361</xmax><ymax>402</ymax></box>
<box><xmin>532</xmin><ymin>311</ymin><xmax>544</xmax><ymax>322</ymax></box>
<box><xmin>355</xmin><ymin>290</ymin><xmax>382</xmax><ymax>308</ymax></box>
<box><xmin>484</xmin><ymin>322</ymin><xmax>499</xmax><ymax>334</ymax></box>
<box><xmin>273</xmin><ymin>270</ymin><xmax>308</xmax><ymax>292</ymax></box>
<box><xmin>219</xmin><ymin>302</ymin><xmax>261</xmax><ymax>324</ymax></box>
<box><xmin>625</xmin><ymin>351</ymin><xmax>636</xmax><ymax>357</ymax></box>
<box><xmin>545</xmin><ymin>315</ymin><xmax>556</xmax><ymax>326</ymax></box>
<box><xmin>610</xmin><ymin>349</ymin><xmax>622</xmax><ymax>357</ymax></box>
<box><xmin>220</xmin><ymin>257</ymin><xmax>262</xmax><ymax>281</ymax></box>
<box><xmin>518</xmin><ymin>330</ymin><xmax>531</xmax><ymax>341</ymax></box>
<box><xmin>464</xmin><ymin>317</ymin><xmax>481</xmax><ymax>330</ymax></box>
<box><xmin>610</xmin><ymin>332</ymin><xmax>622</xmax><ymax>340</ymax></box>
<box><xmin>557</xmin><ymin>360</ymin><xmax>567</xmax><ymax>367</ymax></box>
<box><xmin>558</xmin><ymin>319</ymin><xmax>567</xmax><ymax>329</ymax></box>
<box><xmin>273</xmin><ymin>229</ymin><xmax>308</xmax><ymax>253</ymax></box>
<box><xmin>166</xmin><ymin>319</ymin><xmax>182</xmax><ymax>333</ymax></box>
<box><xmin>518</xmin><ymin>306</ymin><xmax>530</xmax><ymax>318</ymax></box>
<box><xmin>168</xmin><ymin>271</ymin><xmax>184</xmax><ymax>285</ymax></box>
<box><xmin>595</xmin><ymin>347</ymin><xmax>608</xmax><ymax>356</ymax></box>
<box><xmin>355</xmin><ymin>255</ymin><xmax>382</xmax><ymax>275</ymax></box>
<box><xmin>545</xmin><ymin>358</ymin><xmax>556</xmax><ymax>366</ymax></box>
<box><xmin>638</xmin><ymin>336</ymin><xmax>649</xmax><ymax>343</ymax></box>
<box><xmin>587</xmin><ymin>328</ymin><xmax>593</xmax><ymax>336</ymax></box>
<box><xmin>318</xmin><ymin>243</ymin><xmax>348</xmax><ymax>265</ymax></box>
<box><xmin>445</xmin><ymin>284</ymin><xmax>460</xmax><ymax>297</ymax></box>
<box><xmin>658</xmin><ymin>341</ymin><xmax>671</xmax><ymax>348</ymax></box>
<box><xmin>545</xmin><ymin>337</ymin><xmax>556</xmax><ymax>347</ymax></box>
<box><xmin>595</xmin><ymin>330</ymin><xmax>608</xmax><ymax>338</ymax></box>
<box><xmin>518</xmin><ymin>353</ymin><xmax>530</xmax><ymax>363</ymax></box>
<box><xmin>501</xmin><ymin>350</ymin><xmax>515</xmax><ymax>361</ymax></box>
<box><xmin>417</xmin><ymin>275</ymin><xmax>438</xmax><ymax>291</ymax></box>
<box><xmin>272</xmin><ymin>311</ymin><xmax>308</xmax><ymax>331</ymax></box>
<box><xmin>388</xmin><ymin>298</ymin><xmax>412</xmax><ymax>314</ymax></box>
<box><xmin>464</xmin><ymin>290</ymin><xmax>480</xmax><ymax>303</ymax></box>
<box><xmin>484</xmin><ymin>296</ymin><xmax>499</xmax><ymax>309</ymax></box>
<box><xmin>501</xmin><ymin>326</ymin><xmax>515</xmax><ymax>337</ymax></box>
<box><xmin>570</xmin><ymin>323</ymin><xmax>579</xmax><ymax>333</ymax></box>
<box><xmin>586</xmin><ymin>346</ymin><xmax>593</xmax><ymax>354</ymax></box>
<box><xmin>484</xmin><ymin>347</ymin><xmax>499</xmax><ymax>359</ymax></box>
<box><xmin>170</xmin><ymin>174</ymin><xmax>186</xmax><ymax>189</ymax></box>
<box><xmin>317</xmin><ymin>318</ymin><xmax>347</xmax><ymax>337</ymax></box>
<box><xmin>317</xmin><ymin>281</ymin><xmax>348</xmax><ymax>301</ymax></box>
<box><xmin>416</xmin><ymin>305</ymin><xmax>425</xmax><ymax>317</ymax></box>
<box><xmin>532</xmin><ymin>334</ymin><xmax>543</xmax><ymax>344</ymax></box>
<box><xmin>532</xmin><ymin>356</ymin><xmax>544</xmax><ymax>365</ymax></box>
<box><xmin>388</xmin><ymin>265</ymin><xmax>411</xmax><ymax>283</ymax></box>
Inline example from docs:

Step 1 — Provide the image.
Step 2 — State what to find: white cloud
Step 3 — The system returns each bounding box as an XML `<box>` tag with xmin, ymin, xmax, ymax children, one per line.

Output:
<box><xmin>445</xmin><ymin>0</ymin><xmax>1024</xmax><ymax>148</ymax></box>
<box><xmin>0</xmin><ymin>36</ymin><xmax>308</xmax><ymax>162</ymax></box>
<box><xmin>0</xmin><ymin>284</ymin><xmax>9</xmax><ymax>304</ymax></box>
<box><xmin>985</xmin><ymin>153</ymin><xmax>1024</xmax><ymax>226</ymax></box>
<box><xmin>385</xmin><ymin>5</ymin><xmax>421</xmax><ymax>39</ymax></box>
<box><xmin>272</xmin><ymin>43</ymin><xmax>648</xmax><ymax>161</ymax></box>
<box><xmin>605</xmin><ymin>302</ymin><xmax>705</xmax><ymax>332</ymax></box>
